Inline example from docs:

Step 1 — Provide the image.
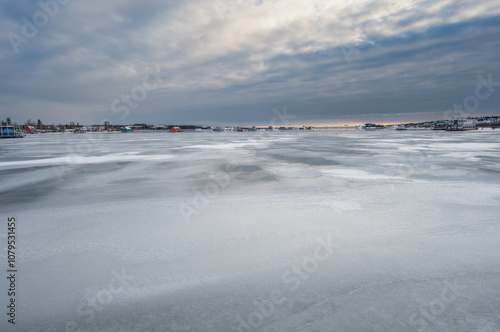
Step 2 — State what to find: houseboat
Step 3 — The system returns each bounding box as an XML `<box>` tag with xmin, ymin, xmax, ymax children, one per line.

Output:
<box><xmin>445</xmin><ymin>119</ymin><xmax>478</xmax><ymax>131</ymax></box>
<box><xmin>1</xmin><ymin>125</ymin><xmax>25</xmax><ymax>138</ymax></box>
<box><xmin>432</xmin><ymin>121</ymin><xmax>447</xmax><ymax>130</ymax></box>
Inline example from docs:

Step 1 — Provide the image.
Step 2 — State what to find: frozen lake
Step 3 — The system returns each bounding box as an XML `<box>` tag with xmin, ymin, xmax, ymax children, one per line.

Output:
<box><xmin>1</xmin><ymin>130</ymin><xmax>500</xmax><ymax>331</ymax></box>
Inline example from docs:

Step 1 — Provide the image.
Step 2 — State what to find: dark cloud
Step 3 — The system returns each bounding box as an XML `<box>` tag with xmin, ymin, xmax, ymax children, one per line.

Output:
<box><xmin>1</xmin><ymin>0</ymin><xmax>499</xmax><ymax>125</ymax></box>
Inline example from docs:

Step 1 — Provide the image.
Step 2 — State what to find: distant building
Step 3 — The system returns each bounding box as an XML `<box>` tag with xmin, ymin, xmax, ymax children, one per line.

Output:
<box><xmin>1</xmin><ymin>125</ymin><xmax>25</xmax><ymax>138</ymax></box>
<box><xmin>433</xmin><ymin>121</ymin><xmax>447</xmax><ymax>130</ymax></box>
<box><xmin>445</xmin><ymin>118</ymin><xmax>477</xmax><ymax>131</ymax></box>
<box><xmin>23</xmin><ymin>125</ymin><xmax>36</xmax><ymax>134</ymax></box>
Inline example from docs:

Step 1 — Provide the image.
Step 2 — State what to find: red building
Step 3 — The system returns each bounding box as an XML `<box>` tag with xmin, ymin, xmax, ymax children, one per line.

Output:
<box><xmin>23</xmin><ymin>126</ymin><xmax>36</xmax><ymax>134</ymax></box>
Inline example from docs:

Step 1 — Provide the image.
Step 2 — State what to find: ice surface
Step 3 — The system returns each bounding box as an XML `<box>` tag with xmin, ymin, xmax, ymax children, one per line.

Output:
<box><xmin>1</xmin><ymin>130</ymin><xmax>500</xmax><ymax>331</ymax></box>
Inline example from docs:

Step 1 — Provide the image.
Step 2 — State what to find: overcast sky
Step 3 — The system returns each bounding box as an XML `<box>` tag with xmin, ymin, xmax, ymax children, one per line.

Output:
<box><xmin>1</xmin><ymin>0</ymin><xmax>499</xmax><ymax>126</ymax></box>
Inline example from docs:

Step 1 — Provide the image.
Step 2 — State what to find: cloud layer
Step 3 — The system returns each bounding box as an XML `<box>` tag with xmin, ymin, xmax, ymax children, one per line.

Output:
<box><xmin>1</xmin><ymin>0</ymin><xmax>500</xmax><ymax>125</ymax></box>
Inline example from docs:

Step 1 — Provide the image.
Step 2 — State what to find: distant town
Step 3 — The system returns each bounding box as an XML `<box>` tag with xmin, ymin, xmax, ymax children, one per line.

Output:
<box><xmin>1</xmin><ymin>115</ymin><xmax>500</xmax><ymax>134</ymax></box>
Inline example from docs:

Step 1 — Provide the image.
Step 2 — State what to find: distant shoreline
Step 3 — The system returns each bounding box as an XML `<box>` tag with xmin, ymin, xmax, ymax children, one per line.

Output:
<box><xmin>4</xmin><ymin>115</ymin><xmax>500</xmax><ymax>133</ymax></box>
